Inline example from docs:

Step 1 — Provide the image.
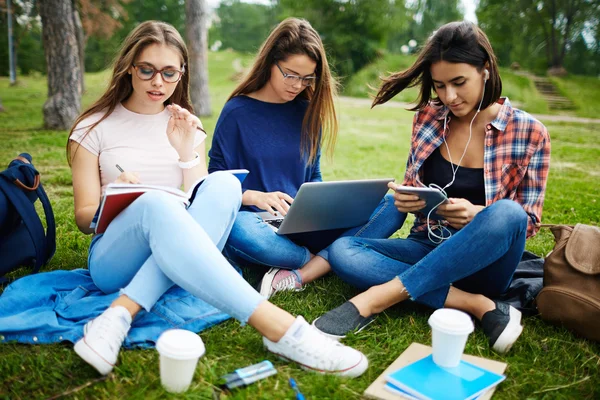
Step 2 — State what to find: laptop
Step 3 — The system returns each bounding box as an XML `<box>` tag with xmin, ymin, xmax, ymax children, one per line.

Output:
<box><xmin>257</xmin><ymin>178</ymin><xmax>394</xmax><ymax>235</ymax></box>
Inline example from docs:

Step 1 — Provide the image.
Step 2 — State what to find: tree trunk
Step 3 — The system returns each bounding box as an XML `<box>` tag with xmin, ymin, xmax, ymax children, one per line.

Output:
<box><xmin>39</xmin><ymin>0</ymin><xmax>82</xmax><ymax>130</ymax></box>
<box><xmin>72</xmin><ymin>2</ymin><xmax>85</xmax><ymax>94</ymax></box>
<box><xmin>186</xmin><ymin>0</ymin><xmax>211</xmax><ymax>117</ymax></box>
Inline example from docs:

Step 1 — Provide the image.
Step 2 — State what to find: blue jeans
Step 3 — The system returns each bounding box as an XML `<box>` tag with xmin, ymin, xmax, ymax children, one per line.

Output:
<box><xmin>224</xmin><ymin>194</ymin><xmax>404</xmax><ymax>270</ymax></box>
<box><xmin>328</xmin><ymin>199</ymin><xmax>528</xmax><ymax>308</ymax></box>
<box><xmin>88</xmin><ymin>172</ymin><xmax>264</xmax><ymax>323</ymax></box>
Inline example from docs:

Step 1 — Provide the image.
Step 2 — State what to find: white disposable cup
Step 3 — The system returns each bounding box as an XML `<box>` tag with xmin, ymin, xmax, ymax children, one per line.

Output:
<box><xmin>155</xmin><ymin>329</ymin><xmax>206</xmax><ymax>393</ymax></box>
<box><xmin>428</xmin><ymin>308</ymin><xmax>474</xmax><ymax>368</ymax></box>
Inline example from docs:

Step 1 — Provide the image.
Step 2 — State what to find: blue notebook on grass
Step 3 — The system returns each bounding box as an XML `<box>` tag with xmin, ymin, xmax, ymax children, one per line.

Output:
<box><xmin>386</xmin><ymin>355</ymin><xmax>505</xmax><ymax>400</ymax></box>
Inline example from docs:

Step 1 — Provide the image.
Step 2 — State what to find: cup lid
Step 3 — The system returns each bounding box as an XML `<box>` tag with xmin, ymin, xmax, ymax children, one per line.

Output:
<box><xmin>156</xmin><ymin>329</ymin><xmax>205</xmax><ymax>360</ymax></box>
<box><xmin>428</xmin><ymin>308</ymin><xmax>474</xmax><ymax>335</ymax></box>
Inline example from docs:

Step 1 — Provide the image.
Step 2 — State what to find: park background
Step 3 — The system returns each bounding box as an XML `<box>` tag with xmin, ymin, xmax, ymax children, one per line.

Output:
<box><xmin>1</xmin><ymin>0</ymin><xmax>599</xmax><ymax>398</ymax></box>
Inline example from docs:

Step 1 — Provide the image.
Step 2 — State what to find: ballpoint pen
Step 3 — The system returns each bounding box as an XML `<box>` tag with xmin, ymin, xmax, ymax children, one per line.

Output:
<box><xmin>115</xmin><ymin>164</ymin><xmax>124</xmax><ymax>173</ymax></box>
<box><xmin>289</xmin><ymin>378</ymin><xmax>305</xmax><ymax>400</ymax></box>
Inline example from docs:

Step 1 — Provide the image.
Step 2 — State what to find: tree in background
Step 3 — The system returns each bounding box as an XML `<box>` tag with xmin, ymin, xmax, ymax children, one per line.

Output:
<box><xmin>39</xmin><ymin>0</ymin><xmax>82</xmax><ymax>129</ymax></box>
<box><xmin>186</xmin><ymin>0</ymin><xmax>211</xmax><ymax>116</ymax></box>
<box><xmin>278</xmin><ymin>0</ymin><xmax>395</xmax><ymax>79</ymax></box>
<box><xmin>478</xmin><ymin>0</ymin><xmax>600</xmax><ymax>75</ymax></box>
<box><xmin>77</xmin><ymin>0</ymin><xmax>129</xmax><ymax>85</ymax></box>
<box><xmin>409</xmin><ymin>0</ymin><xmax>462</xmax><ymax>43</ymax></box>
<box><xmin>209</xmin><ymin>0</ymin><xmax>279</xmax><ymax>53</ymax></box>
<box><xmin>0</xmin><ymin>0</ymin><xmax>46</xmax><ymax>76</ymax></box>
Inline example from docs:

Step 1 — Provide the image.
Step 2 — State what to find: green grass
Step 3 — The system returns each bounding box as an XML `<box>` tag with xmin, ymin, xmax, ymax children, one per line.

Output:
<box><xmin>549</xmin><ymin>75</ymin><xmax>600</xmax><ymax>119</ymax></box>
<box><xmin>343</xmin><ymin>53</ymin><xmax>420</xmax><ymax>103</ymax></box>
<box><xmin>342</xmin><ymin>53</ymin><xmax>550</xmax><ymax>115</ymax></box>
<box><xmin>497</xmin><ymin>68</ymin><xmax>549</xmax><ymax>115</ymax></box>
<box><xmin>1</xmin><ymin>51</ymin><xmax>600</xmax><ymax>399</ymax></box>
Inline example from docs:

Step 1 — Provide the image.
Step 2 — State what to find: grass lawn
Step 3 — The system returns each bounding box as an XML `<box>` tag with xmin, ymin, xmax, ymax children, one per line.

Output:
<box><xmin>550</xmin><ymin>75</ymin><xmax>600</xmax><ymax>119</ymax></box>
<box><xmin>1</xmin><ymin>51</ymin><xmax>599</xmax><ymax>399</ymax></box>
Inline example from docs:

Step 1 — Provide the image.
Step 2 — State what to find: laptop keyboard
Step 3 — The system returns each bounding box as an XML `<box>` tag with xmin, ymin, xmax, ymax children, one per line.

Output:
<box><xmin>265</xmin><ymin>219</ymin><xmax>284</xmax><ymax>229</ymax></box>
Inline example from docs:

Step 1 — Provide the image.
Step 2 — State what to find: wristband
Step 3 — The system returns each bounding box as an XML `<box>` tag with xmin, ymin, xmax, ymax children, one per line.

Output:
<box><xmin>178</xmin><ymin>152</ymin><xmax>200</xmax><ymax>169</ymax></box>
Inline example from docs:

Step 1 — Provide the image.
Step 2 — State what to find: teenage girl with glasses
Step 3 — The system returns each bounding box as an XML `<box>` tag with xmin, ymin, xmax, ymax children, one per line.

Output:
<box><xmin>68</xmin><ymin>20</ymin><xmax>368</xmax><ymax>378</ymax></box>
<box><xmin>209</xmin><ymin>18</ymin><xmax>403</xmax><ymax>299</ymax></box>
<box><xmin>312</xmin><ymin>21</ymin><xmax>550</xmax><ymax>354</ymax></box>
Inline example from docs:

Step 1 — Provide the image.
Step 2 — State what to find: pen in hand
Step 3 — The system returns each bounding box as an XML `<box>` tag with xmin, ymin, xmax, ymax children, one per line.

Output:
<box><xmin>116</xmin><ymin>164</ymin><xmax>124</xmax><ymax>173</ymax></box>
<box><xmin>289</xmin><ymin>378</ymin><xmax>305</xmax><ymax>400</ymax></box>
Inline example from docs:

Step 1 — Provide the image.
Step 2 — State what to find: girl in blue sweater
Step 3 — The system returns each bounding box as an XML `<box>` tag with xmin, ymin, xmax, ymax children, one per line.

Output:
<box><xmin>209</xmin><ymin>18</ymin><xmax>402</xmax><ymax>298</ymax></box>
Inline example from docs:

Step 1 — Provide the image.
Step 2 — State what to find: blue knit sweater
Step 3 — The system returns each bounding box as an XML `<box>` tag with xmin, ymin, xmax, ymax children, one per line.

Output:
<box><xmin>208</xmin><ymin>96</ymin><xmax>322</xmax><ymax>211</ymax></box>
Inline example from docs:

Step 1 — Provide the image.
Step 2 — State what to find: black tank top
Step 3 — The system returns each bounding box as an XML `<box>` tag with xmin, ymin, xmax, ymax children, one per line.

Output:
<box><xmin>422</xmin><ymin>147</ymin><xmax>486</xmax><ymax>206</ymax></box>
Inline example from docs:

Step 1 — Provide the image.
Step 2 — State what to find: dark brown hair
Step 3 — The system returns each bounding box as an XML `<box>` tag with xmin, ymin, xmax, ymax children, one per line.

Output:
<box><xmin>67</xmin><ymin>21</ymin><xmax>191</xmax><ymax>163</ymax></box>
<box><xmin>372</xmin><ymin>21</ymin><xmax>502</xmax><ymax>111</ymax></box>
<box><xmin>229</xmin><ymin>18</ymin><xmax>338</xmax><ymax>164</ymax></box>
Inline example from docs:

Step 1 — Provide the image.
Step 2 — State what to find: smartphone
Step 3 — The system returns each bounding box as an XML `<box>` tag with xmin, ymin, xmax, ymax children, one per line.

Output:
<box><xmin>394</xmin><ymin>185</ymin><xmax>448</xmax><ymax>218</ymax></box>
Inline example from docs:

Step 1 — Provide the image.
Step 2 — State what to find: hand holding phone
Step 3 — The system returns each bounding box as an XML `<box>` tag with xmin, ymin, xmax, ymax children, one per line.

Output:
<box><xmin>392</xmin><ymin>184</ymin><xmax>448</xmax><ymax>217</ymax></box>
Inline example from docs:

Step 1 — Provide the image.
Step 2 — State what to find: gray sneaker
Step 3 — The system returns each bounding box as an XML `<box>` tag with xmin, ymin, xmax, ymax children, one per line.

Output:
<box><xmin>481</xmin><ymin>301</ymin><xmax>523</xmax><ymax>354</ymax></box>
<box><xmin>312</xmin><ymin>301</ymin><xmax>377</xmax><ymax>340</ymax></box>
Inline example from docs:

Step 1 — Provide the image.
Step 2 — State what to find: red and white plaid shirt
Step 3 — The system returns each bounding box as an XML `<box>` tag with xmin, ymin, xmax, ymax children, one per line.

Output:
<box><xmin>403</xmin><ymin>98</ymin><xmax>551</xmax><ymax>238</ymax></box>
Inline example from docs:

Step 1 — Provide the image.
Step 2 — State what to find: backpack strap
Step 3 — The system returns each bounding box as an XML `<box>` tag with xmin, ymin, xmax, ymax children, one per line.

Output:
<box><xmin>35</xmin><ymin>181</ymin><xmax>56</xmax><ymax>263</ymax></box>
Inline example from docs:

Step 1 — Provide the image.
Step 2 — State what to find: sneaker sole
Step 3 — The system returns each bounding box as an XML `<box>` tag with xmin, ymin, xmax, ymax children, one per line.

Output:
<box><xmin>269</xmin><ymin>350</ymin><xmax>369</xmax><ymax>378</ymax></box>
<box><xmin>74</xmin><ymin>338</ymin><xmax>114</xmax><ymax>375</ymax></box>
<box><xmin>491</xmin><ymin>306</ymin><xmax>523</xmax><ymax>354</ymax></box>
<box><xmin>259</xmin><ymin>268</ymin><xmax>279</xmax><ymax>298</ymax></box>
<box><xmin>311</xmin><ymin>316</ymin><xmax>376</xmax><ymax>341</ymax></box>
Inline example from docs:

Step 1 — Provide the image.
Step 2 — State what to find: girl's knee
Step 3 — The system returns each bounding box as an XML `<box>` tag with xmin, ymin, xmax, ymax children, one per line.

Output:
<box><xmin>205</xmin><ymin>171</ymin><xmax>242</xmax><ymax>194</ymax></box>
<box><xmin>329</xmin><ymin>237</ymin><xmax>363</xmax><ymax>271</ymax></box>
<box><xmin>490</xmin><ymin>200</ymin><xmax>527</xmax><ymax>223</ymax></box>
<box><xmin>135</xmin><ymin>191</ymin><xmax>179</xmax><ymax>211</ymax></box>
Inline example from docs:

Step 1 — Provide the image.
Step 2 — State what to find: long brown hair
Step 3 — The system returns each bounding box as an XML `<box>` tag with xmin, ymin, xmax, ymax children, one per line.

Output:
<box><xmin>229</xmin><ymin>18</ymin><xmax>338</xmax><ymax>164</ymax></box>
<box><xmin>372</xmin><ymin>21</ymin><xmax>502</xmax><ymax>111</ymax></box>
<box><xmin>67</xmin><ymin>20</ymin><xmax>191</xmax><ymax>163</ymax></box>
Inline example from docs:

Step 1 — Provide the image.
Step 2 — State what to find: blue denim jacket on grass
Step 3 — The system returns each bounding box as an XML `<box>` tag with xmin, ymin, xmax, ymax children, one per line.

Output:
<box><xmin>0</xmin><ymin>269</ymin><xmax>231</xmax><ymax>348</ymax></box>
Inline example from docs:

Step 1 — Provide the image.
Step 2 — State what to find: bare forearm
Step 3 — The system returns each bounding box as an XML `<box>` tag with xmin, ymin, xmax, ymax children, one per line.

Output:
<box><xmin>242</xmin><ymin>190</ymin><xmax>258</xmax><ymax>206</ymax></box>
<box><xmin>182</xmin><ymin>163</ymin><xmax>208</xmax><ymax>192</ymax></box>
<box><xmin>75</xmin><ymin>205</ymin><xmax>100</xmax><ymax>234</ymax></box>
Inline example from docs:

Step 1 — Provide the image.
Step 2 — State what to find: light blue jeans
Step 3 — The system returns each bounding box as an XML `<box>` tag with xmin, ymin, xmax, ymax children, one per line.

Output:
<box><xmin>223</xmin><ymin>194</ymin><xmax>404</xmax><ymax>270</ymax></box>
<box><xmin>328</xmin><ymin>199</ymin><xmax>528</xmax><ymax>309</ymax></box>
<box><xmin>88</xmin><ymin>172</ymin><xmax>264</xmax><ymax>323</ymax></box>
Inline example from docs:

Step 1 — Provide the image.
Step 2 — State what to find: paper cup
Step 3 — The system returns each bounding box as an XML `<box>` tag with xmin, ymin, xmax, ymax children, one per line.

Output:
<box><xmin>428</xmin><ymin>308</ymin><xmax>474</xmax><ymax>368</ymax></box>
<box><xmin>156</xmin><ymin>329</ymin><xmax>206</xmax><ymax>393</ymax></box>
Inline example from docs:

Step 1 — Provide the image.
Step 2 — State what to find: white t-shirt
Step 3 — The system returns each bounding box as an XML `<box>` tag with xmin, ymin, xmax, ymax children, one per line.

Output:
<box><xmin>69</xmin><ymin>103</ymin><xmax>205</xmax><ymax>190</ymax></box>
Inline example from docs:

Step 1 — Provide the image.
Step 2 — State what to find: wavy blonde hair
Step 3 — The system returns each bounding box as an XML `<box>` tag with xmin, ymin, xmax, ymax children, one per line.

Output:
<box><xmin>67</xmin><ymin>21</ymin><xmax>191</xmax><ymax>163</ymax></box>
<box><xmin>229</xmin><ymin>18</ymin><xmax>338</xmax><ymax>164</ymax></box>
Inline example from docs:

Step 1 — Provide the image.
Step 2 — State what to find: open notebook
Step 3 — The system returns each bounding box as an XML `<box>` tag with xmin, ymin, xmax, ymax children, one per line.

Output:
<box><xmin>91</xmin><ymin>169</ymin><xmax>249</xmax><ymax>234</ymax></box>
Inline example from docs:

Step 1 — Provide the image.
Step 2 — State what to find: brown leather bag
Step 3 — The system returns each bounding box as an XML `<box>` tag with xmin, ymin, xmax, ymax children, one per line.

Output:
<box><xmin>536</xmin><ymin>224</ymin><xmax>600</xmax><ymax>341</ymax></box>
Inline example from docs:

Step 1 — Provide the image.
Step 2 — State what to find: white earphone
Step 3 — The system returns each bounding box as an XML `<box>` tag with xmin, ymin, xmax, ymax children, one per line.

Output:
<box><xmin>424</xmin><ymin>67</ymin><xmax>489</xmax><ymax>243</ymax></box>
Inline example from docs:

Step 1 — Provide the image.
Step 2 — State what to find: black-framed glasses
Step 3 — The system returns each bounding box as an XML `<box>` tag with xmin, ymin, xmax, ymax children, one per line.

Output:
<box><xmin>275</xmin><ymin>63</ymin><xmax>316</xmax><ymax>87</ymax></box>
<box><xmin>132</xmin><ymin>63</ymin><xmax>185</xmax><ymax>83</ymax></box>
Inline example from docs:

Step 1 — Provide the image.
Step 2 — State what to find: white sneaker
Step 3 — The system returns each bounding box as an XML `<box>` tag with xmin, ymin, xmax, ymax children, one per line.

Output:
<box><xmin>74</xmin><ymin>306</ymin><xmax>132</xmax><ymax>375</ymax></box>
<box><xmin>263</xmin><ymin>316</ymin><xmax>368</xmax><ymax>378</ymax></box>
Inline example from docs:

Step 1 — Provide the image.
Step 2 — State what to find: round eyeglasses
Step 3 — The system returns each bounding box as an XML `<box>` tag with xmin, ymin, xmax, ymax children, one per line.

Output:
<box><xmin>275</xmin><ymin>63</ymin><xmax>316</xmax><ymax>87</ymax></box>
<box><xmin>132</xmin><ymin>63</ymin><xmax>185</xmax><ymax>83</ymax></box>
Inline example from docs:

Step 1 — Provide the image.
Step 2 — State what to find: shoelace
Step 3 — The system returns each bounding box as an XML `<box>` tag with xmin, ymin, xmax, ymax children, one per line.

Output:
<box><xmin>291</xmin><ymin>329</ymin><xmax>348</xmax><ymax>370</ymax></box>
<box><xmin>90</xmin><ymin>315</ymin><xmax>127</xmax><ymax>353</ymax></box>
<box><xmin>273</xmin><ymin>274</ymin><xmax>299</xmax><ymax>291</ymax></box>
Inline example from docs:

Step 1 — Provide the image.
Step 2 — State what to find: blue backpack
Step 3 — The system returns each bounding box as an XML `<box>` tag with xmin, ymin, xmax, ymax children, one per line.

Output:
<box><xmin>0</xmin><ymin>153</ymin><xmax>56</xmax><ymax>280</ymax></box>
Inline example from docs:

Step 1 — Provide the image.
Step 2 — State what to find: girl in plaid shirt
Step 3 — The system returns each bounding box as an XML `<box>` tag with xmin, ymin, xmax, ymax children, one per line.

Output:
<box><xmin>313</xmin><ymin>21</ymin><xmax>550</xmax><ymax>354</ymax></box>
